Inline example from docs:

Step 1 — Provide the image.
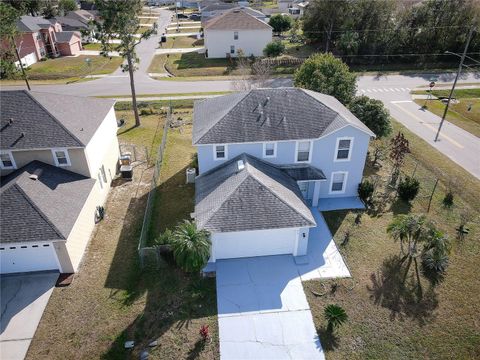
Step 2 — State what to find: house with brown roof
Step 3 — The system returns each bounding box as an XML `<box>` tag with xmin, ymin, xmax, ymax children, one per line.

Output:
<box><xmin>204</xmin><ymin>8</ymin><xmax>272</xmax><ymax>58</ymax></box>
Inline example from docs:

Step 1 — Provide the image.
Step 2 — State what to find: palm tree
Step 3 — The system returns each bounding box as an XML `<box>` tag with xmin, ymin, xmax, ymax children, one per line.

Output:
<box><xmin>324</xmin><ymin>304</ymin><xmax>348</xmax><ymax>333</ymax></box>
<box><xmin>171</xmin><ymin>221</ymin><xmax>211</xmax><ymax>273</ymax></box>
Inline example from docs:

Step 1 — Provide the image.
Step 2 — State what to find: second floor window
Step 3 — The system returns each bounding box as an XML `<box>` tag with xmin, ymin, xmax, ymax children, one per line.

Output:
<box><xmin>263</xmin><ymin>142</ymin><xmax>276</xmax><ymax>158</ymax></box>
<box><xmin>234</xmin><ymin>31</ymin><xmax>239</xmax><ymax>40</ymax></box>
<box><xmin>335</xmin><ymin>138</ymin><xmax>352</xmax><ymax>161</ymax></box>
<box><xmin>296</xmin><ymin>141</ymin><xmax>311</xmax><ymax>162</ymax></box>
<box><xmin>52</xmin><ymin>148</ymin><xmax>71</xmax><ymax>167</ymax></box>
<box><xmin>0</xmin><ymin>151</ymin><xmax>16</xmax><ymax>170</ymax></box>
<box><xmin>214</xmin><ymin>145</ymin><xmax>227</xmax><ymax>160</ymax></box>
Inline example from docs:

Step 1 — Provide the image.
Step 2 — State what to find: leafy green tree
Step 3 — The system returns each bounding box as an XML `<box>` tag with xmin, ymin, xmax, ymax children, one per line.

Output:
<box><xmin>0</xmin><ymin>2</ymin><xmax>21</xmax><ymax>79</ymax></box>
<box><xmin>349</xmin><ymin>95</ymin><xmax>392</xmax><ymax>138</ymax></box>
<box><xmin>94</xmin><ymin>0</ymin><xmax>157</xmax><ymax>127</ymax></box>
<box><xmin>59</xmin><ymin>0</ymin><xmax>77</xmax><ymax>14</ymax></box>
<box><xmin>336</xmin><ymin>31</ymin><xmax>360</xmax><ymax>56</ymax></box>
<box><xmin>294</xmin><ymin>53</ymin><xmax>356</xmax><ymax>105</ymax></box>
<box><xmin>268</xmin><ymin>14</ymin><xmax>292</xmax><ymax>35</ymax></box>
<box><xmin>358</xmin><ymin>180</ymin><xmax>374</xmax><ymax>205</ymax></box>
<box><xmin>3</xmin><ymin>0</ymin><xmax>43</xmax><ymax>16</ymax></box>
<box><xmin>397</xmin><ymin>176</ymin><xmax>420</xmax><ymax>203</ymax></box>
<box><xmin>171</xmin><ymin>221</ymin><xmax>211</xmax><ymax>273</ymax></box>
<box><xmin>324</xmin><ymin>304</ymin><xmax>348</xmax><ymax>333</ymax></box>
<box><xmin>42</xmin><ymin>0</ymin><xmax>57</xmax><ymax>18</ymax></box>
<box><xmin>263</xmin><ymin>41</ymin><xmax>285</xmax><ymax>57</ymax></box>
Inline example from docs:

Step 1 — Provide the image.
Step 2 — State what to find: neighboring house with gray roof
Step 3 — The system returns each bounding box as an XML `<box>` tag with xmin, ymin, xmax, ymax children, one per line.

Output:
<box><xmin>204</xmin><ymin>8</ymin><xmax>272</xmax><ymax>58</ymax></box>
<box><xmin>192</xmin><ymin>88</ymin><xmax>374</xmax><ymax>262</ymax></box>
<box><xmin>5</xmin><ymin>15</ymin><xmax>83</xmax><ymax>68</ymax></box>
<box><xmin>0</xmin><ymin>90</ymin><xmax>120</xmax><ymax>275</ymax></box>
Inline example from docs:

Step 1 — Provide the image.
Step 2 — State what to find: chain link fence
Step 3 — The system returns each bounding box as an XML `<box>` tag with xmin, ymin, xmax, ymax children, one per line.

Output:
<box><xmin>138</xmin><ymin>107</ymin><xmax>172</xmax><ymax>267</ymax></box>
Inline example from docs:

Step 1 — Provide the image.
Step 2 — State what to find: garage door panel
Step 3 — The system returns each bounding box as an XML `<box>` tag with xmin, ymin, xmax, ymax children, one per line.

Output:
<box><xmin>0</xmin><ymin>243</ymin><xmax>59</xmax><ymax>274</ymax></box>
<box><xmin>214</xmin><ymin>228</ymin><xmax>297</xmax><ymax>260</ymax></box>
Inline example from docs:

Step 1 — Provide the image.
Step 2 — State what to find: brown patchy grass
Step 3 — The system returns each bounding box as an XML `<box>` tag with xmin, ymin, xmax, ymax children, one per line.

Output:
<box><xmin>305</xmin><ymin>119</ymin><xmax>480</xmax><ymax>359</ymax></box>
<box><xmin>27</xmin><ymin>109</ymin><xmax>219</xmax><ymax>360</ymax></box>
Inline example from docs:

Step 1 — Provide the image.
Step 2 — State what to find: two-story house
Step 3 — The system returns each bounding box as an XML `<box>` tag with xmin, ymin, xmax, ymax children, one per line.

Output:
<box><xmin>192</xmin><ymin>88</ymin><xmax>375</xmax><ymax>262</ymax></box>
<box><xmin>203</xmin><ymin>8</ymin><xmax>272</xmax><ymax>58</ymax></box>
<box><xmin>0</xmin><ymin>90</ymin><xmax>119</xmax><ymax>274</ymax></box>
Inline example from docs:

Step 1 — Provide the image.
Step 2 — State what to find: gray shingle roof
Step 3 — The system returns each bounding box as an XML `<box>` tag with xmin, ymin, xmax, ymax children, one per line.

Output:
<box><xmin>0</xmin><ymin>161</ymin><xmax>95</xmax><ymax>244</ymax></box>
<box><xmin>192</xmin><ymin>88</ymin><xmax>375</xmax><ymax>145</ymax></box>
<box><xmin>55</xmin><ymin>31</ymin><xmax>80</xmax><ymax>43</ymax></box>
<box><xmin>195</xmin><ymin>153</ymin><xmax>316</xmax><ymax>232</ymax></box>
<box><xmin>204</xmin><ymin>8</ymin><xmax>272</xmax><ymax>30</ymax></box>
<box><xmin>279</xmin><ymin>164</ymin><xmax>326</xmax><ymax>181</ymax></box>
<box><xmin>0</xmin><ymin>90</ymin><xmax>115</xmax><ymax>150</ymax></box>
<box><xmin>55</xmin><ymin>16</ymin><xmax>89</xmax><ymax>30</ymax></box>
<box><xmin>16</xmin><ymin>15</ymin><xmax>56</xmax><ymax>32</ymax></box>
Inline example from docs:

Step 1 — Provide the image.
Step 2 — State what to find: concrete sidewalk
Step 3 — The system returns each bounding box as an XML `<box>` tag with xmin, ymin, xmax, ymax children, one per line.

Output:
<box><xmin>154</xmin><ymin>47</ymin><xmax>204</xmax><ymax>55</ymax></box>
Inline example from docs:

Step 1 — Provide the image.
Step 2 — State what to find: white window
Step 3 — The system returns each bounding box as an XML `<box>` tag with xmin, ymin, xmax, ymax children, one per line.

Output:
<box><xmin>263</xmin><ymin>142</ymin><xmax>277</xmax><ymax>158</ymax></box>
<box><xmin>213</xmin><ymin>144</ymin><xmax>228</xmax><ymax>160</ymax></box>
<box><xmin>330</xmin><ymin>171</ymin><xmax>348</xmax><ymax>194</ymax></box>
<box><xmin>334</xmin><ymin>137</ymin><xmax>353</xmax><ymax>161</ymax></box>
<box><xmin>234</xmin><ymin>31</ymin><xmax>239</xmax><ymax>40</ymax></box>
<box><xmin>0</xmin><ymin>151</ymin><xmax>16</xmax><ymax>170</ymax></box>
<box><xmin>296</xmin><ymin>140</ymin><xmax>312</xmax><ymax>163</ymax></box>
<box><xmin>230</xmin><ymin>45</ymin><xmax>235</xmax><ymax>54</ymax></box>
<box><xmin>51</xmin><ymin>148</ymin><xmax>71</xmax><ymax>167</ymax></box>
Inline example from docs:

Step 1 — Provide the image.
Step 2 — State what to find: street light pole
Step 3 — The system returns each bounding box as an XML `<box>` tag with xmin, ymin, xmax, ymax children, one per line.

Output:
<box><xmin>11</xmin><ymin>36</ymin><xmax>31</xmax><ymax>91</ymax></box>
<box><xmin>434</xmin><ymin>25</ymin><xmax>475</xmax><ymax>142</ymax></box>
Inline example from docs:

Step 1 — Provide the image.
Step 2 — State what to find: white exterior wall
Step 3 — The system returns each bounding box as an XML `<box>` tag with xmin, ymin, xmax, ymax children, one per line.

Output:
<box><xmin>15</xmin><ymin>52</ymin><xmax>38</xmax><ymax>67</ymax></box>
<box><xmin>205</xmin><ymin>28</ymin><xmax>272</xmax><ymax>58</ymax></box>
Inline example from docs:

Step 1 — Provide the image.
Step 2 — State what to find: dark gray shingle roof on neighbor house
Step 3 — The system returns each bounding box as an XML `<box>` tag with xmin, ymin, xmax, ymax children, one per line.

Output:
<box><xmin>16</xmin><ymin>15</ymin><xmax>57</xmax><ymax>32</ymax></box>
<box><xmin>204</xmin><ymin>8</ymin><xmax>272</xmax><ymax>30</ymax></box>
<box><xmin>55</xmin><ymin>16</ymin><xmax>89</xmax><ymax>30</ymax></box>
<box><xmin>0</xmin><ymin>90</ymin><xmax>115</xmax><ymax>150</ymax></box>
<box><xmin>0</xmin><ymin>161</ymin><xmax>95</xmax><ymax>244</ymax></box>
<box><xmin>195</xmin><ymin>153</ymin><xmax>316</xmax><ymax>232</ymax></box>
<box><xmin>193</xmin><ymin>88</ymin><xmax>375</xmax><ymax>145</ymax></box>
<box><xmin>54</xmin><ymin>31</ymin><xmax>80</xmax><ymax>43</ymax></box>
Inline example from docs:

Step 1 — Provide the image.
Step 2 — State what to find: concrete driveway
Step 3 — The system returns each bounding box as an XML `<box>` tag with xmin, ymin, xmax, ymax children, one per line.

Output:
<box><xmin>217</xmin><ymin>256</ymin><xmax>324</xmax><ymax>359</ymax></box>
<box><xmin>0</xmin><ymin>272</ymin><xmax>58</xmax><ymax>360</ymax></box>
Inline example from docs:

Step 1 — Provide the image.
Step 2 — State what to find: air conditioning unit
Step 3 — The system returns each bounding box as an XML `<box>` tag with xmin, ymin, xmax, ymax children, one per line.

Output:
<box><xmin>120</xmin><ymin>165</ymin><xmax>133</xmax><ymax>180</ymax></box>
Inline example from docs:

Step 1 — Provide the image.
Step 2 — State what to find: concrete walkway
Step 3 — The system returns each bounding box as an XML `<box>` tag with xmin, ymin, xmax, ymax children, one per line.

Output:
<box><xmin>79</xmin><ymin>50</ymin><xmax>120</xmax><ymax>57</ymax></box>
<box><xmin>166</xmin><ymin>25</ymin><xmax>201</xmax><ymax>30</ymax></box>
<box><xmin>154</xmin><ymin>47</ymin><xmax>204</xmax><ymax>55</ymax></box>
<box><xmin>0</xmin><ymin>272</ymin><xmax>58</xmax><ymax>360</ymax></box>
<box><xmin>165</xmin><ymin>32</ymin><xmax>200</xmax><ymax>37</ymax></box>
<box><xmin>170</xmin><ymin>21</ymin><xmax>201</xmax><ymax>26</ymax></box>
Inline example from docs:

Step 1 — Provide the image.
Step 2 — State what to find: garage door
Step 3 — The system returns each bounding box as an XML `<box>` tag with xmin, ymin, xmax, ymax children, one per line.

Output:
<box><xmin>213</xmin><ymin>228</ymin><xmax>297</xmax><ymax>260</ymax></box>
<box><xmin>0</xmin><ymin>243</ymin><xmax>59</xmax><ymax>274</ymax></box>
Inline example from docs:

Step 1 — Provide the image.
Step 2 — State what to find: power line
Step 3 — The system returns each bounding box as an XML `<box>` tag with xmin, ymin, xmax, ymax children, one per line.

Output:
<box><xmin>335</xmin><ymin>52</ymin><xmax>480</xmax><ymax>58</ymax></box>
<box><xmin>302</xmin><ymin>25</ymin><xmax>473</xmax><ymax>34</ymax></box>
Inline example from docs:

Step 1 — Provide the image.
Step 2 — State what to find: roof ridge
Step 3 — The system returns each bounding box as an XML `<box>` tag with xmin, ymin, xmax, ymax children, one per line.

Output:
<box><xmin>246</xmin><ymin>161</ymin><xmax>316</xmax><ymax>226</ymax></box>
<box><xmin>12</xmin><ymin>183</ymin><xmax>66</xmax><ymax>240</ymax></box>
<box><xmin>23</xmin><ymin>90</ymin><xmax>85</xmax><ymax>147</ymax></box>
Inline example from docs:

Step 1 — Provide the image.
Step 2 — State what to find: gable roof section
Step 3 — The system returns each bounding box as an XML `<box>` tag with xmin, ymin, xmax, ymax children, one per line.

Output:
<box><xmin>0</xmin><ymin>161</ymin><xmax>95</xmax><ymax>244</ymax></box>
<box><xmin>55</xmin><ymin>16</ymin><xmax>89</xmax><ymax>30</ymax></box>
<box><xmin>204</xmin><ymin>8</ymin><xmax>272</xmax><ymax>30</ymax></box>
<box><xmin>192</xmin><ymin>88</ymin><xmax>375</xmax><ymax>145</ymax></box>
<box><xmin>17</xmin><ymin>15</ymin><xmax>55</xmax><ymax>32</ymax></box>
<box><xmin>195</xmin><ymin>153</ymin><xmax>316</xmax><ymax>232</ymax></box>
<box><xmin>55</xmin><ymin>31</ymin><xmax>80</xmax><ymax>43</ymax></box>
<box><xmin>0</xmin><ymin>90</ymin><xmax>115</xmax><ymax>150</ymax></box>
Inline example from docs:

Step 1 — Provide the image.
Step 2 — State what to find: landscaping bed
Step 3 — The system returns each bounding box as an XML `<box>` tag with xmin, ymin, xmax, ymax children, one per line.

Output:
<box><xmin>26</xmin><ymin>108</ymin><xmax>219</xmax><ymax>360</ymax></box>
<box><xmin>305</xmin><ymin>119</ymin><xmax>480</xmax><ymax>359</ymax></box>
<box><xmin>25</xmin><ymin>55</ymin><xmax>122</xmax><ymax>80</ymax></box>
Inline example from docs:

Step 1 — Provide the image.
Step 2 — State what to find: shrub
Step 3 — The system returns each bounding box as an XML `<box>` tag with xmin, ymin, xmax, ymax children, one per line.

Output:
<box><xmin>358</xmin><ymin>180</ymin><xmax>374</xmax><ymax>204</ymax></box>
<box><xmin>171</xmin><ymin>220</ymin><xmax>211</xmax><ymax>273</ymax></box>
<box><xmin>443</xmin><ymin>191</ymin><xmax>454</xmax><ymax>208</ymax></box>
<box><xmin>263</xmin><ymin>41</ymin><xmax>285</xmax><ymax>57</ymax></box>
<box><xmin>349</xmin><ymin>96</ymin><xmax>392</xmax><ymax>138</ymax></box>
<box><xmin>324</xmin><ymin>304</ymin><xmax>348</xmax><ymax>333</ymax></box>
<box><xmin>269</xmin><ymin>14</ymin><xmax>292</xmax><ymax>34</ymax></box>
<box><xmin>154</xmin><ymin>229</ymin><xmax>173</xmax><ymax>246</ymax></box>
<box><xmin>398</xmin><ymin>176</ymin><xmax>420</xmax><ymax>202</ymax></box>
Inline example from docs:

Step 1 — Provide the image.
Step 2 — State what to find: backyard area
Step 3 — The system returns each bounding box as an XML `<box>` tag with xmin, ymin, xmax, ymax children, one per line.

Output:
<box><xmin>412</xmin><ymin>88</ymin><xmax>480</xmax><ymax>138</ymax></box>
<box><xmin>25</xmin><ymin>55</ymin><xmax>122</xmax><ymax>80</ymax></box>
<box><xmin>26</xmin><ymin>103</ymin><xmax>219</xmax><ymax>360</ymax></box>
<box><xmin>304</xmin><ymin>120</ymin><xmax>480</xmax><ymax>359</ymax></box>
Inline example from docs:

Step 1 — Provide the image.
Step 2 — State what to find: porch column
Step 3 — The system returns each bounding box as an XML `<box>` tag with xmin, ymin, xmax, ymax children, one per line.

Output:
<box><xmin>312</xmin><ymin>181</ymin><xmax>321</xmax><ymax>207</ymax></box>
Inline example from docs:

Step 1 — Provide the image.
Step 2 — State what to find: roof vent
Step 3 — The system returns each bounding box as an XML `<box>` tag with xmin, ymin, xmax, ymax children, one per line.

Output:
<box><xmin>237</xmin><ymin>160</ymin><xmax>245</xmax><ymax>171</ymax></box>
<box><xmin>264</xmin><ymin>96</ymin><xmax>270</xmax><ymax>105</ymax></box>
<box><xmin>29</xmin><ymin>174</ymin><xmax>38</xmax><ymax>181</ymax></box>
<box><xmin>9</xmin><ymin>118</ymin><xmax>13</xmax><ymax>125</ymax></box>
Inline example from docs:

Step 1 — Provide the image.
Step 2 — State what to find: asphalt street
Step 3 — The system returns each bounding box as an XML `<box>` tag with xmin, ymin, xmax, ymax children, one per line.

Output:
<box><xmin>1</xmin><ymin>8</ymin><xmax>479</xmax><ymax>179</ymax></box>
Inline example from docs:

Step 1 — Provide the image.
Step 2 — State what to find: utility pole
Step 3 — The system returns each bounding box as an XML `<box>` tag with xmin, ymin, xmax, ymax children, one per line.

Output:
<box><xmin>434</xmin><ymin>26</ymin><xmax>474</xmax><ymax>142</ymax></box>
<box><xmin>11</xmin><ymin>37</ymin><xmax>31</xmax><ymax>90</ymax></box>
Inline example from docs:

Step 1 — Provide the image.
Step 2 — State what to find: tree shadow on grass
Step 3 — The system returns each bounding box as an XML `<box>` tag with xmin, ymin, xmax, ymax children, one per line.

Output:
<box><xmin>367</xmin><ymin>255</ymin><xmax>438</xmax><ymax>326</ymax></box>
<box><xmin>390</xmin><ymin>198</ymin><xmax>412</xmax><ymax>215</ymax></box>
<box><xmin>317</xmin><ymin>327</ymin><xmax>340</xmax><ymax>352</ymax></box>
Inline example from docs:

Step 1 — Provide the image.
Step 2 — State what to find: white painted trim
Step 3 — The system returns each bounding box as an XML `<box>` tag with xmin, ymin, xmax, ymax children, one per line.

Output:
<box><xmin>262</xmin><ymin>141</ymin><xmax>277</xmax><ymax>158</ymax></box>
<box><xmin>294</xmin><ymin>140</ymin><xmax>312</xmax><ymax>163</ymax></box>
<box><xmin>293</xmin><ymin>229</ymin><xmax>300</xmax><ymax>256</ymax></box>
<box><xmin>0</xmin><ymin>150</ymin><xmax>17</xmax><ymax>170</ymax></box>
<box><xmin>213</xmin><ymin>144</ymin><xmax>228</xmax><ymax>161</ymax></box>
<box><xmin>51</xmin><ymin>148</ymin><xmax>71</xmax><ymax>167</ymax></box>
<box><xmin>312</xmin><ymin>181</ymin><xmax>321</xmax><ymax>206</ymax></box>
<box><xmin>329</xmin><ymin>171</ymin><xmax>348</xmax><ymax>194</ymax></box>
<box><xmin>333</xmin><ymin>136</ymin><xmax>354</xmax><ymax>162</ymax></box>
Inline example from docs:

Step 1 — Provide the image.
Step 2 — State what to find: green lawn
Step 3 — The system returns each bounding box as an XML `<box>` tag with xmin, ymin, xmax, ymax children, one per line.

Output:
<box><xmin>413</xmin><ymin>97</ymin><xmax>480</xmax><ymax>138</ymax></box>
<box><xmin>26</xmin><ymin>55</ymin><xmax>122</xmax><ymax>80</ymax></box>
<box><xmin>83</xmin><ymin>42</ymin><xmax>103</xmax><ymax>51</ymax></box>
<box><xmin>305</xmin><ymin>119</ymin><xmax>480</xmax><ymax>359</ymax></box>
<box><xmin>149</xmin><ymin>52</ymin><xmax>240</xmax><ymax>77</ymax></box>
<box><xmin>162</xmin><ymin>35</ymin><xmax>203</xmax><ymax>49</ymax></box>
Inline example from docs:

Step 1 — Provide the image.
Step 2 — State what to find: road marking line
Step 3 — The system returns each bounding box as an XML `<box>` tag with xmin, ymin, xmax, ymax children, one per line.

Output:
<box><xmin>395</xmin><ymin>88</ymin><xmax>401</xmax><ymax>91</ymax></box>
<box><xmin>366</xmin><ymin>89</ymin><xmax>372</xmax><ymax>93</ymax></box>
<box><xmin>400</xmin><ymin>87</ymin><xmax>406</xmax><ymax>91</ymax></box>
<box><xmin>391</xmin><ymin>102</ymin><xmax>464</xmax><ymax>149</ymax></box>
<box><xmin>372</xmin><ymin>89</ymin><xmax>378</xmax><ymax>92</ymax></box>
<box><xmin>406</xmin><ymin>87</ymin><xmax>411</xmax><ymax>91</ymax></box>
<box><xmin>389</xmin><ymin>88</ymin><xmax>395</xmax><ymax>92</ymax></box>
<box><xmin>378</xmin><ymin>88</ymin><xmax>384</xmax><ymax>92</ymax></box>
<box><xmin>361</xmin><ymin>89</ymin><xmax>366</xmax><ymax>93</ymax></box>
<box><xmin>383</xmin><ymin>88</ymin><xmax>390</xmax><ymax>92</ymax></box>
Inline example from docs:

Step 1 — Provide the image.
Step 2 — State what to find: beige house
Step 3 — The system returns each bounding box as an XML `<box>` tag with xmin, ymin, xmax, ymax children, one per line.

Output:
<box><xmin>0</xmin><ymin>90</ymin><xmax>120</xmax><ymax>274</ymax></box>
<box><xmin>204</xmin><ymin>8</ymin><xmax>272</xmax><ymax>58</ymax></box>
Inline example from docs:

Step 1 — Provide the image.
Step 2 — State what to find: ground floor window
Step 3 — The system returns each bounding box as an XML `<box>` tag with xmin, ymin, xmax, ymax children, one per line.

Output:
<box><xmin>330</xmin><ymin>171</ymin><xmax>348</xmax><ymax>193</ymax></box>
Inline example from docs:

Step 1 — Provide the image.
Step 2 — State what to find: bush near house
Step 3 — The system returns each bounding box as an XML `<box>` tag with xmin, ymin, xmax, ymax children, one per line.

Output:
<box><xmin>398</xmin><ymin>176</ymin><xmax>420</xmax><ymax>202</ymax></box>
<box><xmin>263</xmin><ymin>41</ymin><xmax>285</xmax><ymax>57</ymax></box>
<box><xmin>269</xmin><ymin>14</ymin><xmax>292</xmax><ymax>35</ymax></box>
